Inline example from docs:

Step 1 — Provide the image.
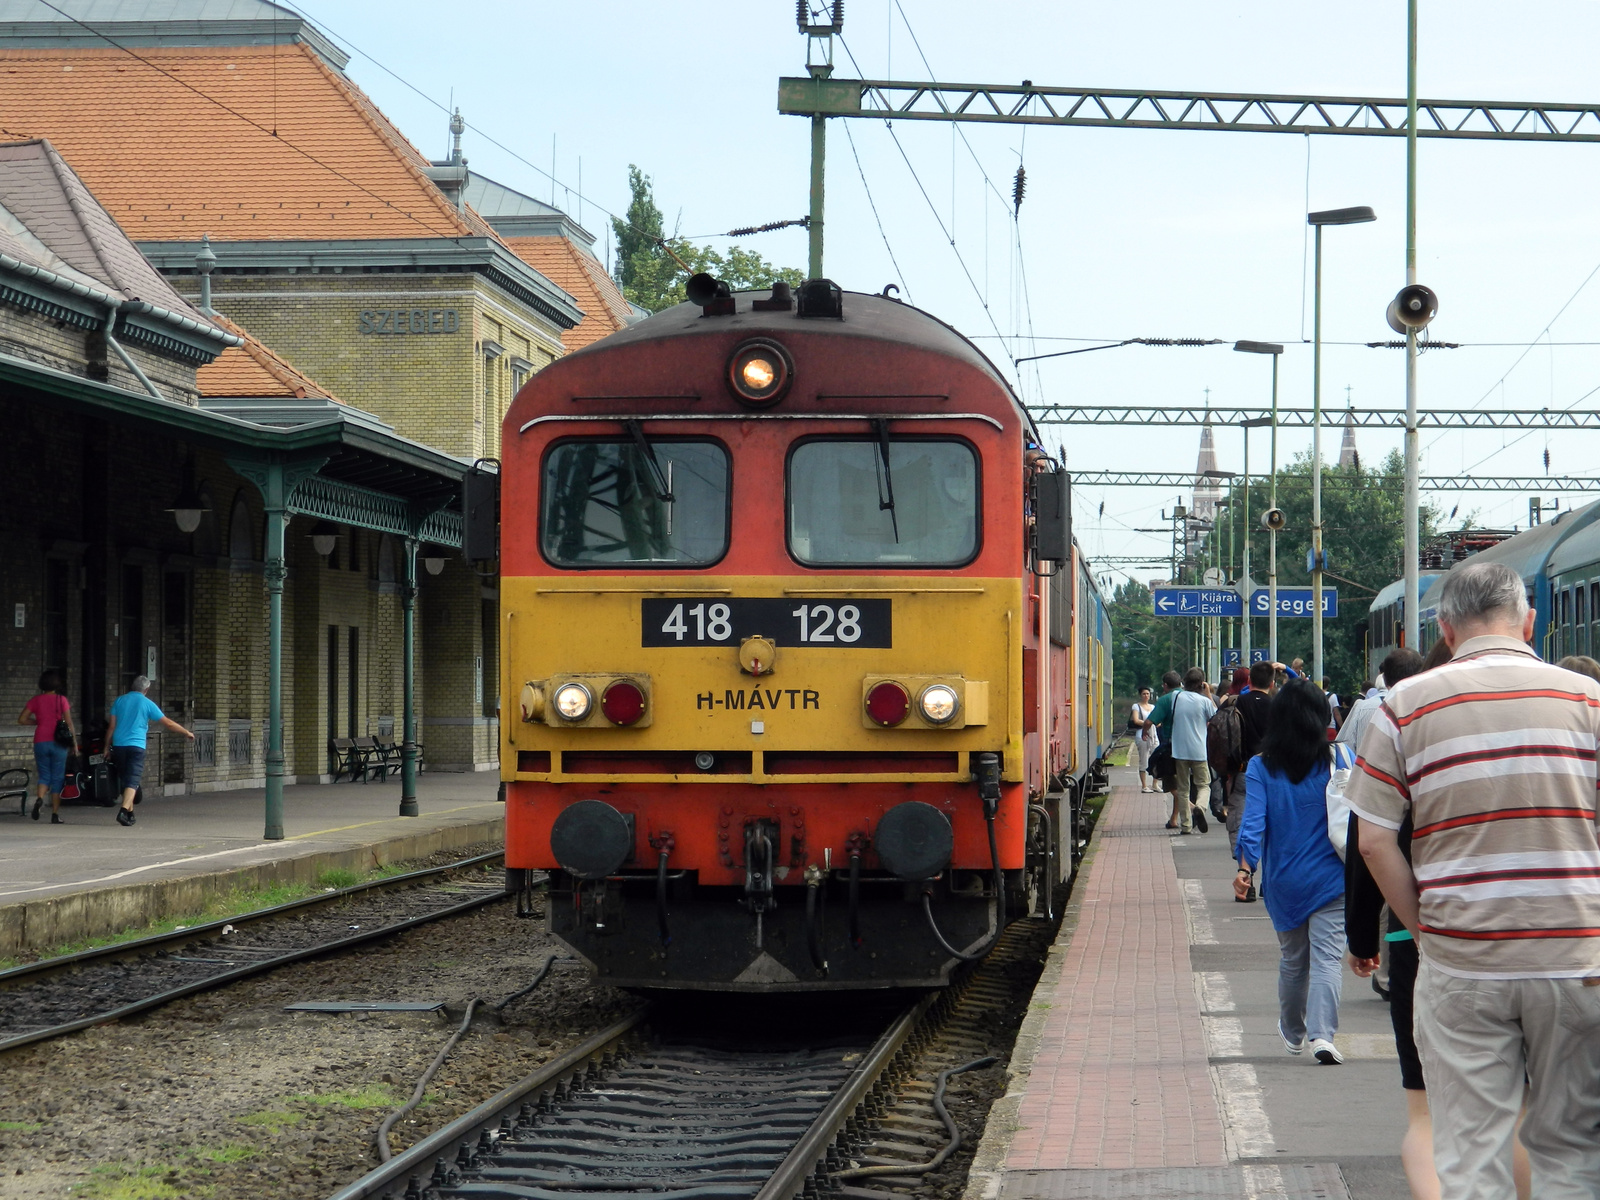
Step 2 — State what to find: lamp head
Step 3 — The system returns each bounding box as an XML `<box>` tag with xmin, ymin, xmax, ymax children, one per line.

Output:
<box><xmin>1233</xmin><ymin>340</ymin><xmax>1284</xmax><ymax>356</ymax></box>
<box><xmin>1307</xmin><ymin>206</ymin><xmax>1377</xmax><ymax>226</ymax></box>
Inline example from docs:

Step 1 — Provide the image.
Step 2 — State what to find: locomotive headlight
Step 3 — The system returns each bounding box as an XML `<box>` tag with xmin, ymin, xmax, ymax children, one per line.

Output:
<box><xmin>552</xmin><ymin>681</ymin><xmax>594</xmax><ymax>722</ymax></box>
<box><xmin>726</xmin><ymin>338</ymin><xmax>794</xmax><ymax>406</ymax></box>
<box><xmin>742</xmin><ymin>357</ymin><xmax>776</xmax><ymax>390</ymax></box>
<box><xmin>918</xmin><ymin>683</ymin><xmax>960</xmax><ymax>725</ymax></box>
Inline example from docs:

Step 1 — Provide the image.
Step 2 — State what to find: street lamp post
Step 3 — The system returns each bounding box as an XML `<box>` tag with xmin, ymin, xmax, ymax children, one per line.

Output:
<box><xmin>1238</xmin><ymin>417</ymin><xmax>1271</xmax><ymax>669</ymax></box>
<box><xmin>1234</xmin><ymin>345</ymin><xmax>1283</xmax><ymax>662</ymax></box>
<box><xmin>1307</xmin><ymin>206</ymin><xmax>1377</xmax><ymax>687</ymax></box>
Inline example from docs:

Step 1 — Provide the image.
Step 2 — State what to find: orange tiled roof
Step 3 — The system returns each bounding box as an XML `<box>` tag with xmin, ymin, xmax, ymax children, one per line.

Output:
<box><xmin>198</xmin><ymin>312</ymin><xmax>340</xmax><ymax>400</ymax></box>
<box><xmin>504</xmin><ymin>237</ymin><xmax>633</xmax><ymax>351</ymax></box>
<box><xmin>0</xmin><ymin>42</ymin><xmax>495</xmax><ymax>242</ymax></box>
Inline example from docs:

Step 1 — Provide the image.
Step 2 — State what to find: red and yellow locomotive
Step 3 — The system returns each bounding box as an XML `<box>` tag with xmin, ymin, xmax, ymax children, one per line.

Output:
<box><xmin>499</xmin><ymin>279</ymin><xmax>1112</xmax><ymax>990</ymax></box>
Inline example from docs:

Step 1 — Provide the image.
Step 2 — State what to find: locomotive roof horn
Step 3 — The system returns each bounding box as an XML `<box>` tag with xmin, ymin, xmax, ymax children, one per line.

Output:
<box><xmin>687</xmin><ymin>272</ymin><xmax>735</xmax><ymax>315</ymax></box>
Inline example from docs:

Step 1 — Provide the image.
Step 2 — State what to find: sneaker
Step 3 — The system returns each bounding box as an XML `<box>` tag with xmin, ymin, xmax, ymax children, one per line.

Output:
<box><xmin>31</xmin><ymin>797</ymin><xmax>41</xmax><ymax>820</ymax></box>
<box><xmin>1371</xmin><ymin>976</ymin><xmax>1391</xmax><ymax>1002</ymax></box>
<box><xmin>1279</xmin><ymin>1020</ymin><xmax>1305</xmax><ymax>1055</ymax></box>
<box><xmin>1245</xmin><ymin>883</ymin><xmax>1257</xmax><ymax>902</ymax></box>
<box><xmin>1311</xmin><ymin>1038</ymin><xmax>1344</xmax><ymax>1065</ymax></box>
<box><xmin>51</xmin><ymin>813</ymin><xmax>63</xmax><ymax>825</ymax></box>
<box><xmin>116</xmin><ymin>808</ymin><xmax>134</xmax><ymax>827</ymax></box>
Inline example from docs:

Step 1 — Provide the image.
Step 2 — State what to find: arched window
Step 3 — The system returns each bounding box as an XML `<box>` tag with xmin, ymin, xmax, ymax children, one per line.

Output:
<box><xmin>228</xmin><ymin>494</ymin><xmax>255</xmax><ymax>563</ymax></box>
<box><xmin>377</xmin><ymin>535</ymin><xmax>396</xmax><ymax>583</ymax></box>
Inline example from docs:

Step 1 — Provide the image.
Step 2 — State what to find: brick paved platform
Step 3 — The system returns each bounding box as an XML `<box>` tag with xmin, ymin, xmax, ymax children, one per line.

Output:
<box><xmin>0</xmin><ymin>774</ymin><xmax>502</xmax><ymax>953</ymax></box>
<box><xmin>965</xmin><ymin>767</ymin><xmax>1411</xmax><ymax>1200</ymax></box>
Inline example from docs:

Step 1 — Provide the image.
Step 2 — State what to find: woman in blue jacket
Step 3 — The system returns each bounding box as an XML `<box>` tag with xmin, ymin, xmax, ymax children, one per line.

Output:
<box><xmin>1233</xmin><ymin>679</ymin><xmax>1347</xmax><ymax>1065</ymax></box>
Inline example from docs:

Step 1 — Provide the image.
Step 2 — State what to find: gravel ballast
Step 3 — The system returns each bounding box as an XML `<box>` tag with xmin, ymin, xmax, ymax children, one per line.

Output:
<box><xmin>0</xmin><ymin>874</ymin><xmax>637</xmax><ymax>1199</ymax></box>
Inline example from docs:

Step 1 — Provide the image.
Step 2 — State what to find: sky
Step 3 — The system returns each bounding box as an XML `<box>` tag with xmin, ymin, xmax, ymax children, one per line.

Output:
<box><xmin>285</xmin><ymin>0</ymin><xmax>1600</xmax><ymax>594</ymax></box>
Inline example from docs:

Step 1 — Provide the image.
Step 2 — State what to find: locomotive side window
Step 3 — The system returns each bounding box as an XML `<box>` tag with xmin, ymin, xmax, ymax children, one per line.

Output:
<box><xmin>540</xmin><ymin>439</ymin><xmax>729</xmax><ymax>567</ymax></box>
<box><xmin>786</xmin><ymin>438</ymin><xmax>979</xmax><ymax>566</ymax></box>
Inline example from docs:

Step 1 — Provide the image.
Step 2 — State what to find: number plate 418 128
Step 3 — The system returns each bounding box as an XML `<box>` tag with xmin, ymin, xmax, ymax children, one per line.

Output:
<box><xmin>641</xmin><ymin>598</ymin><xmax>891</xmax><ymax>648</ymax></box>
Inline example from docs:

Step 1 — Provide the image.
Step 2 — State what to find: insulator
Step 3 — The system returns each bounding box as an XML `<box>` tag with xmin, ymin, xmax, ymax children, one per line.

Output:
<box><xmin>1013</xmin><ymin>165</ymin><xmax>1027</xmax><ymax>214</ymax></box>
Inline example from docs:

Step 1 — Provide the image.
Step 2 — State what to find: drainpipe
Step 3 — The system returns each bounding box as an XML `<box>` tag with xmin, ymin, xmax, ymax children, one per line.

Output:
<box><xmin>104</xmin><ymin>298</ymin><xmax>165</xmax><ymax>401</ymax></box>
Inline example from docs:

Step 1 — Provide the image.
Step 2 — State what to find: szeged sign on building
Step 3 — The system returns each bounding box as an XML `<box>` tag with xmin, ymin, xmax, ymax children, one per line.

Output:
<box><xmin>359</xmin><ymin>308</ymin><xmax>461</xmax><ymax>335</ymax></box>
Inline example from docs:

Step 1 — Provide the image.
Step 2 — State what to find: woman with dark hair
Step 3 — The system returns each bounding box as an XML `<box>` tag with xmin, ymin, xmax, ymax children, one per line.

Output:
<box><xmin>17</xmin><ymin>668</ymin><xmax>77</xmax><ymax>824</ymax></box>
<box><xmin>1234</xmin><ymin>679</ymin><xmax>1347</xmax><ymax>1064</ymax></box>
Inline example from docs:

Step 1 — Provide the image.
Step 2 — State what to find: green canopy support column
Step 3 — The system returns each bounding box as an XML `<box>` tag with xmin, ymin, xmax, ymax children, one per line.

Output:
<box><xmin>229</xmin><ymin>454</ymin><xmax>325</xmax><ymax>842</ymax></box>
<box><xmin>263</xmin><ymin>489</ymin><xmax>288</xmax><ymax>840</ymax></box>
<box><xmin>399</xmin><ymin>537</ymin><xmax>420</xmax><ymax>818</ymax></box>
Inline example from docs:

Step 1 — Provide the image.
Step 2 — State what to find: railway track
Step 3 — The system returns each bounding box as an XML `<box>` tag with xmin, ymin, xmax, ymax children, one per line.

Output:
<box><xmin>329</xmin><ymin>915</ymin><xmax>1054</xmax><ymax>1200</ymax></box>
<box><xmin>0</xmin><ymin>851</ymin><xmax>508</xmax><ymax>1055</ymax></box>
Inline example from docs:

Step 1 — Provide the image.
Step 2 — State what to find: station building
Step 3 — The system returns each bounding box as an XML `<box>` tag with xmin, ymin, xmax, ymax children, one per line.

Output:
<box><xmin>0</xmin><ymin>0</ymin><xmax>636</xmax><ymax>788</ymax></box>
<box><xmin>0</xmin><ymin>136</ymin><xmax>483</xmax><ymax>816</ymax></box>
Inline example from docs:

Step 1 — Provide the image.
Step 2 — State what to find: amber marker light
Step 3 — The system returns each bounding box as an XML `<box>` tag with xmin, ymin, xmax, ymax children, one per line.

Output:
<box><xmin>918</xmin><ymin>683</ymin><xmax>960</xmax><ymax>725</ymax></box>
<box><xmin>552</xmin><ymin>681</ymin><xmax>593</xmax><ymax>722</ymax></box>
<box><xmin>726</xmin><ymin>338</ymin><xmax>793</xmax><ymax>406</ymax></box>
<box><xmin>601</xmin><ymin>680</ymin><xmax>646</xmax><ymax>726</ymax></box>
<box><xmin>866</xmin><ymin>680</ymin><xmax>911</xmax><ymax>727</ymax></box>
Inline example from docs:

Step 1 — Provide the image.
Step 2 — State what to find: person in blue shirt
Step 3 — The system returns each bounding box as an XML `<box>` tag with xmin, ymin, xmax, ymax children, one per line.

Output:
<box><xmin>105</xmin><ymin>676</ymin><xmax>194</xmax><ymax>827</ymax></box>
<box><xmin>1233</xmin><ymin>678</ymin><xmax>1347</xmax><ymax>1065</ymax></box>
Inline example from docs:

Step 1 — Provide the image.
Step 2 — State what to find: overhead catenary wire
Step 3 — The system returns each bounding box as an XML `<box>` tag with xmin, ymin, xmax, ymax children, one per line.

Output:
<box><xmin>842</xmin><ymin>119</ymin><xmax>913</xmax><ymax>304</ymax></box>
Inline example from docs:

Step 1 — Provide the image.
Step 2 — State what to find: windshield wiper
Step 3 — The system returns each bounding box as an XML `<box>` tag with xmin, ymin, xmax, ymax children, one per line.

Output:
<box><xmin>873</xmin><ymin>419</ymin><xmax>900</xmax><ymax>543</ymax></box>
<box><xmin>624</xmin><ymin>420</ymin><xmax>676</xmax><ymax>504</ymax></box>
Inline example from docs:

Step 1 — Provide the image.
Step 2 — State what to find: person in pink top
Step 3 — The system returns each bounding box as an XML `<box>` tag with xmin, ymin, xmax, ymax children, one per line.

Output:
<box><xmin>17</xmin><ymin>669</ymin><xmax>79</xmax><ymax>823</ymax></box>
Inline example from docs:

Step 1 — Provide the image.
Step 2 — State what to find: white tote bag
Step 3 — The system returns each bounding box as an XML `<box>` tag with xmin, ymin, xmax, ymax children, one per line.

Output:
<box><xmin>1325</xmin><ymin>742</ymin><xmax>1358</xmax><ymax>861</ymax></box>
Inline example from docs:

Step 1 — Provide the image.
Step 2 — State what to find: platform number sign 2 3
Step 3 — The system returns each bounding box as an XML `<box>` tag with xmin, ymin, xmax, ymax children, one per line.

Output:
<box><xmin>641</xmin><ymin>598</ymin><xmax>892</xmax><ymax>648</ymax></box>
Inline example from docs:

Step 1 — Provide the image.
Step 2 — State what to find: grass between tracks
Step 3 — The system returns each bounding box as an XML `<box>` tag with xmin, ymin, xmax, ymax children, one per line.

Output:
<box><xmin>71</xmin><ymin>1144</ymin><xmax>260</xmax><ymax>1198</ymax></box>
<box><xmin>0</xmin><ymin>863</ymin><xmax>419</xmax><ymax>970</ymax></box>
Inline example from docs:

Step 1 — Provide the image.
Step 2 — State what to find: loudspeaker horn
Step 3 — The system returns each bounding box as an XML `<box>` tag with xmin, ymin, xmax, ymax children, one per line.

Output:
<box><xmin>1386</xmin><ymin>283</ymin><xmax>1439</xmax><ymax>334</ymax></box>
<box><xmin>1261</xmin><ymin>507</ymin><xmax>1287</xmax><ymax>532</ymax></box>
<box><xmin>685</xmin><ymin>273</ymin><xmax>725</xmax><ymax>308</ymax></box>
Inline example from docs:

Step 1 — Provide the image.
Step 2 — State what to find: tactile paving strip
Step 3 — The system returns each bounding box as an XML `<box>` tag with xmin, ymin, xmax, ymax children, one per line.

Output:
<box><xmin>1001</xmin><ymin>1163</ymin><xmax>1352</xmax><ymax>1198</ymax></box>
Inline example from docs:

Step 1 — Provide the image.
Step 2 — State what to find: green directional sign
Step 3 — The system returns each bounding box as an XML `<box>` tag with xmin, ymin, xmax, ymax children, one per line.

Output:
<box><xmin>778</xmin><ymin>76</ymin><xmax>864</xmax><ymax>116</ymax></box>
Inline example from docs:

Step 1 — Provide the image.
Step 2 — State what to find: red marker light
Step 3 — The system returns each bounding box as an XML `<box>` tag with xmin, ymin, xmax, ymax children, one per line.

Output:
<box><xmin>865</xmin><ymin>681</ymin><xmax>910</xmax><ymax>727</ymax></box>
<box><xmin>601</xmin><ymin>680</ymin><xmax>646</xmax><ymax>726</ymax></box>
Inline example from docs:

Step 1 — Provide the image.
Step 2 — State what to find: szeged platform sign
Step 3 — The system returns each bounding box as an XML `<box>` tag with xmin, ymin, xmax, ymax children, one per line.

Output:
<box><xmin>1152</xmin><ymin>586</ymin><xmax>1337</xmax><ymax>619</ymax></box>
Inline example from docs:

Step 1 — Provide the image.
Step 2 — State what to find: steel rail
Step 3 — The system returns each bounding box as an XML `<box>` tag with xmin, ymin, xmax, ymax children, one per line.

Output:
<box><xmin>753</xmin><ymin>993</ymin><xmax>937</xmax><ymax>1200</ymax></box>
<box><xmin>325</xmin><ymin>1010</ymin><xmax>652</xmax><ymax>1200</ymax></box>
<box><xmin>0</xmin><ymin>852</ymin><xmax>507</xmax><ymax>1055</ymax></box>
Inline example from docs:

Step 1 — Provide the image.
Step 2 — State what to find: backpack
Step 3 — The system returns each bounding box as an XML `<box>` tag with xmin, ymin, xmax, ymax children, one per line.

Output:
<box><xmin>1207</xmin><ymin>697</ymin><xmax>1243</xmax><ymax>775</ymax></box>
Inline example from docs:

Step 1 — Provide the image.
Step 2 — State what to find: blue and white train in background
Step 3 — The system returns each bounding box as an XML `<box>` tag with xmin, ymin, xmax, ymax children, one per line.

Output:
<box><xmin>1368</xmin><ymin>505</ymin><xmax>1600</xmax><ymax>671</ymax></box>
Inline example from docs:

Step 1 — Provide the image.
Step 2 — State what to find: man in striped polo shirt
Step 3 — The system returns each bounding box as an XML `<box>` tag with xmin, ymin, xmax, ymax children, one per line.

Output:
<box><xmin>1348</xmin><ymin>560</ymin><xmax>1600</xmax><ymax>1199</ymax></box>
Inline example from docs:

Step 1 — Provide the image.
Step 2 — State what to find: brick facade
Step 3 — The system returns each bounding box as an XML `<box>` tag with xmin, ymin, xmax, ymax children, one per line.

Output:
<box><xmin>161</xmin><ymin>272</ymin><xmax>565</xmax><ymax>461</ymax></box>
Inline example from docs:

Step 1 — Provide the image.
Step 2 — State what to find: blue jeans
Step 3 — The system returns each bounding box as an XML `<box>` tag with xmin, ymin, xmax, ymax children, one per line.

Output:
<box><xmin>1276</xmin><ymin>898</ymin><xmax>1345</xmax><ymax>1045</ymax></box>
<box><xmin>32</xmin><ymin>742</ymin><xmax>67</xmax><ymax>792</ymax></box>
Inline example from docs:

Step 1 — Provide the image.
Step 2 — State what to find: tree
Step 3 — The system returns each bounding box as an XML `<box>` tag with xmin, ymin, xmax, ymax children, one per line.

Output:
<box><xmin>611</xmin><ymin>166</ymin><xmax>804</xmax><ymax>313</ymax></box>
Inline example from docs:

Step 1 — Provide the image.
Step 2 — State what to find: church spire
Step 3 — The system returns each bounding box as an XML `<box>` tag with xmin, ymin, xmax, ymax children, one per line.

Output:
<box><xmin>1192</xmin><ymin>394</ymin><xmax>1220</xmax><ymax>521</ymax></box>
<box><xmin>1339</xmin><ymin>391</ymin><xmax>1359</xmax><ymax>470</ymax></box>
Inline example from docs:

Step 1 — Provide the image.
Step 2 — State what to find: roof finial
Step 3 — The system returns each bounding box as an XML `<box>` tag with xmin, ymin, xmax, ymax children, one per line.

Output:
<box><xmin>195</xmin><ymin>233</ymin><xmax>217</xmax><ymax>315</ymax></box>
<box><xmin>450</xmin><ymin>107</ymin><xmax>465</xmax><ymax>165</ymax></box>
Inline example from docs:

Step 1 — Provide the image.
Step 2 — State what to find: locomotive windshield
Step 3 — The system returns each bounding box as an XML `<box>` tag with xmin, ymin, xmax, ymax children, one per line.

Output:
<box><xmin>787</xmin><ymin>438</ymin><xmax>979</xmax><ymax>566</ymax></box>
<box><xmin>541</xmin><ymin>439</ymin><xmax>729</xmax><ymax>566</ymax></box>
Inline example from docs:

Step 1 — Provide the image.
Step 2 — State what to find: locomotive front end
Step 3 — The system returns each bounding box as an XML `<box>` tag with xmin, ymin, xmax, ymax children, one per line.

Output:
<box><xmin>500</xmin><ymin>288</ymin><xmax>1042</xmax><ymax>991</ymax></box>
